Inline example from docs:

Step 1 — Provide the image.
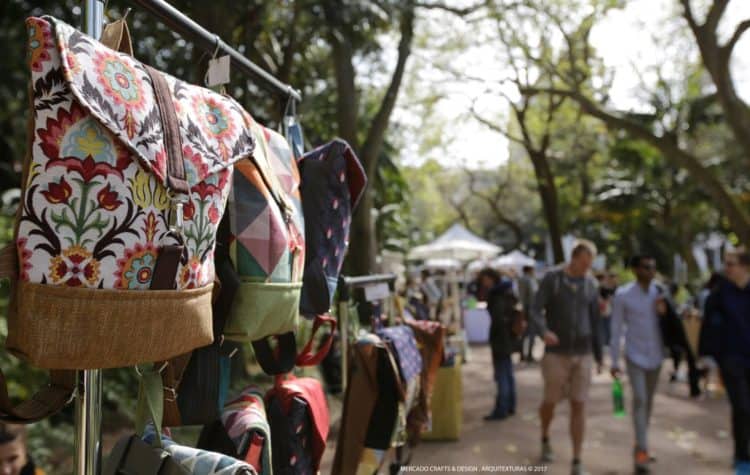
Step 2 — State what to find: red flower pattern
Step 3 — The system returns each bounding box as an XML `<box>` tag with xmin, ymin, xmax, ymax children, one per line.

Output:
<box><xmin>183</xmin><ymin>200</ymin><xmax>195</xmax><ymax>221</ymax></box>
<box><xmin>42</xmin><ymin>177</ymin><xmax>72</xmax><ymax>204</ymax></box>
<box><xmin>47</xmin><ymin>156</ymin><xmax>123</xmax><ymax>183</ymax></box>
<box><xmin>208</xmin><ymin>205</ymin><xmax>220</xmax><ymax>225</ymax></box>
<box><xmin>97</xmin><ymin>183</ymin><xmax>122</xmax><ymax>211</ymax></box>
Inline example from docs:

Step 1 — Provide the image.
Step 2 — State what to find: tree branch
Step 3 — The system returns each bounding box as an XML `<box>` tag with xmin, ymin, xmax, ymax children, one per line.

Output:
<box><xmin>724</xmin><ymin>19</ymin><xmax>750</xmax><ymax>56</ymax></box>
<box><xmin>522</xmin><ymin>86</ymin><xmax>750</xmax><ymax>242</ymax></box>
<box><xmin>414</xmin><ymin>1</ymin><xmax>485</xmax><ymax>16</ymax></box>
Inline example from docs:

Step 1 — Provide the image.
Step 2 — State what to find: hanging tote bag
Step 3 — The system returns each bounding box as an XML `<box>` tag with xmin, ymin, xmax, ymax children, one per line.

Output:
<box><xmin>297</xmin><ymin>139</ymin><xmax>366</xmax><ymax>315</ymax></box>
<box><xmin>222</xmin><ymin>122</ymin><xmax>305</xmax><ymax>374</ymax></box>
<box><xmin>8</xmin><ymin>16</ymin><xmax>255</xmax><ymax>369</ymax></box>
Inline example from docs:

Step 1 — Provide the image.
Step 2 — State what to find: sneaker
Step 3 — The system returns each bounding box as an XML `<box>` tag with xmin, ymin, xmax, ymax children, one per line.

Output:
<box><xmin>571</xmin><ymin>460</ymin><xmax>589</xmax><ymax>475</ymax></box>
<box><xmin>540</xmin><ymin>440</ymin><xmax>554</xmax><ymax>463</ymax></box>
<box><xmin>635</xmin><ymin>450</ymin><xmax>650</xmax><ymax>474</ymax></box>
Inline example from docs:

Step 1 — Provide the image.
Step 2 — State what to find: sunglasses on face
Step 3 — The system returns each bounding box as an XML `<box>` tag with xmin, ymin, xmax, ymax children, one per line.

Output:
<box><xmin>639</xmin><ymin>264</ymin><xmax>656</xmax><ymax>271</ymax></box>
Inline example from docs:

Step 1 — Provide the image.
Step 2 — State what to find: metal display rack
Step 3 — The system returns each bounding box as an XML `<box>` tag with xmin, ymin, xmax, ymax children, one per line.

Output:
<box><xmin>72</xmin><ymin>1</ymin><xmax>301</xmax><ymax>473</ymax></box>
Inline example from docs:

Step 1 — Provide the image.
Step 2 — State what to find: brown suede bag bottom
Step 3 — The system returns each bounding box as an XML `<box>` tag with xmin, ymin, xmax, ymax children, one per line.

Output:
<box><xmin>7</xmin><ymin>281</ymin><xmax>214</xmax><ymax>369</ymax></box>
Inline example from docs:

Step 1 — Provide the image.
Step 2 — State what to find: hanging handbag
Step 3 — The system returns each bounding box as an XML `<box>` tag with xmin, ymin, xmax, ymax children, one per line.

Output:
<box><xmin>221</xmin><ymin>122</ymin><xmax>305</xmax><ymax>375</ymax></box>
<box><xmin>297</xmin><ymin>140</ymin><xmax>366</xmax><ymax>315</ymax></box>
<box><xmin>265</xmin><ymin>375</ymin><xmax>329</xmax><ymax>475</ymax></box>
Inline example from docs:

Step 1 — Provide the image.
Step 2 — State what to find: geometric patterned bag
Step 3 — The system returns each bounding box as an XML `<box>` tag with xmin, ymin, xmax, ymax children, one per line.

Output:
<box><xmin>7</xmin><ymin>16</ymin><xmax>255</xmax><ymax>371</ymax></box>
<box><xmin>222</xmin><ymin>122</ymin><xmax>305</xmax><ymax>375</ymax></box>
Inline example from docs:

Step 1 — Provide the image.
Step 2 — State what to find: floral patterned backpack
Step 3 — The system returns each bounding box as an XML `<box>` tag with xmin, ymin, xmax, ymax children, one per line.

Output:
<box><xmin>0</xmin><ymin>16</ymin><xmax>255</xmax><ymax>422</ymax></box>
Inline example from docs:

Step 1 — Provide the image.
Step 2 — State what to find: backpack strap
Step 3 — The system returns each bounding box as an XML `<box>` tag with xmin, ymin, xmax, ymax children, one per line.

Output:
<box><xmin>296</xmin><ymin>315</ymin><xmax>337</xmax><ymax>367</ymax></box>
<box><xmin>252</xmin><ymin>333</ymin><xmax>297</xmax><ymax>375</ymax></box>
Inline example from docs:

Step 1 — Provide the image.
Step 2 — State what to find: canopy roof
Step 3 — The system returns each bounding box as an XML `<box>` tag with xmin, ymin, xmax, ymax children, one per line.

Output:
<box><xmin>492</xmin><ymin>250</ymin><xmax>536</xmax><ymax>269</ymax></box>
<box><xmin>409</xmin><ymin>223</ymin><xmax>502</xmax><ymax>262</ymax></box>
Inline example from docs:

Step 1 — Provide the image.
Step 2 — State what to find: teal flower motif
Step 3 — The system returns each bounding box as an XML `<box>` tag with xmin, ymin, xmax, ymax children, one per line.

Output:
<box><xmin>201</xmin><ymin>102</ymin><xmax>229</xmax><ymax>135</ymax></box>
<box><xmin>123</xmin><ymin>252</ymin><xmax>154</xmax><ymax>289</ymax></box>
<box><xmin>96</xmin><ymin>53</ymin><xmax>145</xmax><ymax>110</ymax></box>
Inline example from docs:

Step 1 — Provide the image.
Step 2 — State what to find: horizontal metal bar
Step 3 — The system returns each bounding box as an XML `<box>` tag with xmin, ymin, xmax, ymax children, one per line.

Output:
<box><xmin>340</xmin><ymin>274</ymin><xmax>397</xmax><ymax>288</ymax></box>
<box><xmin>129</xmin><ymin>0</ymin><xmax>302</xmax><ymax>102</ymax></box>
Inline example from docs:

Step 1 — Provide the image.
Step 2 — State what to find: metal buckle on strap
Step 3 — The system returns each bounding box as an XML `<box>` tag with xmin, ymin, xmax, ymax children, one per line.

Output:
<box><xmin>168</xmin><ymin>193</ymin><xmax>189</xmax><ymax>238</ymax></box>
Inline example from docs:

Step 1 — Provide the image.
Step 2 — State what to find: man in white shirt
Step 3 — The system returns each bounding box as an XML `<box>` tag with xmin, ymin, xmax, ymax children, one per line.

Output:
<box><xmin>610</xmin><ymin>255</ymin><xmax>664</xmax><ymax>474</ymax></box>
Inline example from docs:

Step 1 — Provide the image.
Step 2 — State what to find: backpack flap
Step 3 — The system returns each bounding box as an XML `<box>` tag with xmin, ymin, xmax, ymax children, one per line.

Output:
<box><xmin>266</xmin><ymin>375</ymin><xmax>329</xmax><ymax>473</ymax></box>
<box><xmin>14</xmin><ymin>16</ymin><xmax>256</xmax><ymax>370</ymax></box>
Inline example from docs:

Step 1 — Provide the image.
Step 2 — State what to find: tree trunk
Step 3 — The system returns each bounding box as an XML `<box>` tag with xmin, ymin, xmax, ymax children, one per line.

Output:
<box><xmin>337</xmin><ymin>2</ymin><xmax>415</xmax><ymax>275</ymax></box>
<box><xmin>529</xmin><ymin>151</ymin><xmax>565</xmax><ymax>263</ymax></box>
<box><xmin>348</xmin><ymin>189</ymin><xmax>376</xmax><ymax>275</ymax></box>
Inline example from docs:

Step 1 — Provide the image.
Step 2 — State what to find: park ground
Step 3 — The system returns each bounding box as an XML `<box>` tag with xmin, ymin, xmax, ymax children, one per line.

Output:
<box><xmin>322</xmin><ymin>344</ymin><xmax>735</xmax><ymax>475</ymax></box>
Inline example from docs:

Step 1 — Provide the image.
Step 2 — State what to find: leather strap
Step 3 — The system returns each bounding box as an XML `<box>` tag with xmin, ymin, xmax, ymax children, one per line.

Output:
<box><xmin>160</xmin><ymin>352</ymin><xmax>192</xmax><ymax>427</ymax></box>
<box><xmin>100</xmin><ymin>18</ymin><xmax>134</xmax><ymax>56</ymax></box>
<box><xmin>251</xmin><ymin>333</ymin><xmax>297</xmax><ymax>375</ymax></box>
<box><xmin>296</xmin><ymin>315</ymin><xmax>336</xmax><ymax>367</ymax></box>
<box><xmin>150</xmin><ymin>244</ymin><xmax>183</xmax><ymax>291</ymax></box>
<box><xmin>144</xmin><ymin>65</ymin><xmax>189</xmax><ymax>195</ymax></box>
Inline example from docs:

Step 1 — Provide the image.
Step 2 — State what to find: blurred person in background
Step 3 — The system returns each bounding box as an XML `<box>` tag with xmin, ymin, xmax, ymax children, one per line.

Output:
<box><xmin>610</xmin><ymin>255</ymin><xmax>663</xmax><ymax>474</ymax></box>
<box><xmin>0</xmin><ymin>424</ymin><xmax>44</xmax><ymax>475</ymax></box>
<box><xmin>700</xmin><ymin>247</ymin><xmax>750</xmax><ymax>475</ymax></box>
<box><xmin>518</xmin><ymin>265</ymin><xmax>539</xmax><ymax>362</ymax></box>
<box><xmin>531</xmin><ymin>240</ymin><xmax>603</xmax><ymax>475</ymax></box>
<box><xmin>479</xmin><ymin>268</ymin><xmax>520</xmax><ymax>421</ymax></box>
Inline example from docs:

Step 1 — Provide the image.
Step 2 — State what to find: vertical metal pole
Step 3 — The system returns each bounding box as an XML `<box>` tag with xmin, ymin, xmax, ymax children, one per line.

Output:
<box><xmin>75</xmin><ymin>4</ymin><xmax>104</xmax><ymax>475</ymax></box>
<box><xmin>338</xmin><ymin>300</ymin><xmax>349</xmax><ymax>392</ymax></box>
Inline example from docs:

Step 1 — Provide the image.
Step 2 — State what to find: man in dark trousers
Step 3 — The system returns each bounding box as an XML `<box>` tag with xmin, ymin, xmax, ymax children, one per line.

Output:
<box><xmin>701</xmin><ymin>247</ymin><xmax>750</xmax><ymax>475</ymax></box>
<box><xmin>478</xmin><ymin>268</ymin><xmax>520</xmax><ymax>421</ymax></box>
<box><xmin>531</xmin><ymin>240</ymin><xmax>603</xmax><ymax>475</ymax></box>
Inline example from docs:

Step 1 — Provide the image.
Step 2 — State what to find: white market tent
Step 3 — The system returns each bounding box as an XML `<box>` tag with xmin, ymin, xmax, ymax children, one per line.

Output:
<box><xmin>492</xmin><ymin>250</ymin><xmax>536</xmax><ymax>270</ymax></box>
<box><xmin>408</xmin><ymin>223</ymin><xmax>502</xmax><ymax>262</ymax></box>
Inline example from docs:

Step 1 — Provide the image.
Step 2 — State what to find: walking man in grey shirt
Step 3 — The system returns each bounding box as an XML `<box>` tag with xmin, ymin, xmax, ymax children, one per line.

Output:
<box><xmin>531</xmin><ymin>240</ymin><xmax>603</xmax><ymax>475</ymax></box>
<box><xmin>610</xmin><ymin>255</ymin><xmax>664</xmax><ymax>474</ymax></box>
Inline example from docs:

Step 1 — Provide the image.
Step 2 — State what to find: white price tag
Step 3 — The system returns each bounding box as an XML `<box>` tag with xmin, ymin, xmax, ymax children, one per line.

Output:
<box><xmin>206</xmin><ymin>55</ymin><xmax>231</xmax><ymax>87</ymax></box>
<box><xmin>363</xmin><ymin>283</ymin><xmax>390</xmax><ymax>302</ymax></box>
